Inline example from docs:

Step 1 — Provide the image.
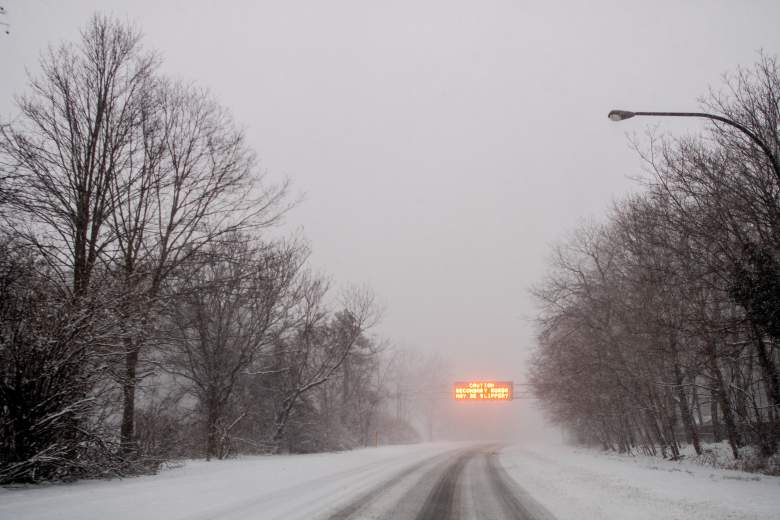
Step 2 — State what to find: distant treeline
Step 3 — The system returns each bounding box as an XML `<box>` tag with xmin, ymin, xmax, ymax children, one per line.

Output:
<box><xmin>530</xmin><ymin>54</ymin><xmax>780</xmax><ymax>473</ymax></box>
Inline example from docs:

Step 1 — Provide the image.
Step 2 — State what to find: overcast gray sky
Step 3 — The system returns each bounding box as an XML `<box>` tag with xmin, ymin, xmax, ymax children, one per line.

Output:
<box><xmin>2</xmin><ymin>0</ymin><xmax>780</xmax><ymax>437</ymax></box>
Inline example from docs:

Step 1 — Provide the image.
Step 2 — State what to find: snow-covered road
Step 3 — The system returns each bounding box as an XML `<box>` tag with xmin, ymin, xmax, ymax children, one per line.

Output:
<box><xmin>323</xmin><ymin>444</ymin><xmax>552</xmax><ymax>520</ymax></box>
<box><xmin>2</xmin><ymin>442</ymin><xmax>779</xmax><ymax>520</ymax></box>
<box><xmin>0</xmin><ymin>443</ymin><xmax>553</xmax><ymax>520</ymax></box>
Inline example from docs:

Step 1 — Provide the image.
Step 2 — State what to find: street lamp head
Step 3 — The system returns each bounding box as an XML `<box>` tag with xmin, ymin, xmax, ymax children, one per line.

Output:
<box><xmin>608</xmin><ymin>110</ymin><xmax>635</xmax><ymax>122</ymax></box>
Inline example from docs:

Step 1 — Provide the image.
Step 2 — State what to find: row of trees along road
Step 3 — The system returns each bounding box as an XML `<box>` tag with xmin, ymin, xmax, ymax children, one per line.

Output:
<box><xmin>530</xmin><ymin>54</ymin><xmax>780</xmax><ymax>472</ymax></box>
<box><xmin>0</xmin><ymin>15</ymin><xmax>415</xmax><ymax>484</ymax></box>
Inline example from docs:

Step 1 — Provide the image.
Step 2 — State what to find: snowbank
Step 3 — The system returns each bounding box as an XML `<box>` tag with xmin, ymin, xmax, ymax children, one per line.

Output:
<box><xmin>0</xmin><ymin>443</ymin><xmax>459</xmax><ymax>520</ymax></box>
<box><xmin>499</xmin><ymin>442</ymin><xmax>780</xmax><ymax>520</ymax></box>
<box><xmin>4</xmin><ymin>441</ymin><xmax>778</xmax><ymax>520</ymax></box>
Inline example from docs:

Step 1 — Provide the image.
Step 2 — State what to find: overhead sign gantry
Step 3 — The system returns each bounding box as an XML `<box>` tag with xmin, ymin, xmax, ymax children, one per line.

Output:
<box><xmin>453</xmin><ymin>380</ymin><xmax>513</xmax><ymax>401</ymax></box>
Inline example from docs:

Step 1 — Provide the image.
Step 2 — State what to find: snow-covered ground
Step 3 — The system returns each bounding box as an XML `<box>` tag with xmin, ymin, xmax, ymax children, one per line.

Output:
<box><xmin>499</xmin><ymin>442</ymin><xmax>780</xmax><ymax>520</ymax></box>
<box><xmin>2</xmin><ymin>441</ymin><xmax>779</xmax><ymax>520</ymax></box>
<box><xmin>0</xmin><ymin>443</ymin><xmax>460</xmax><ymax>520</ymax></box>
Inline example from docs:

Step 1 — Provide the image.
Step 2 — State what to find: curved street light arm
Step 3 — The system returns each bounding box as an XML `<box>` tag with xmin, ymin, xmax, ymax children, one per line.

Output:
<box><xmin>611</xmin><ymin>109</ymin><xmax>780</xmax><ymax>183</ymax></box>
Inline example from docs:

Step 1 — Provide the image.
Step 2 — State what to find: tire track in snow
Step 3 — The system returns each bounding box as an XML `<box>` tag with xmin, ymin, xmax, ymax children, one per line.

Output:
<box><xmin>323</xmin><ymin>448</ymin><xmax>457</xmax><ymax>520</ymax></box>
<box><xmin>185</xmin><ymin>447</ymin><xmax>451</xmax><ymax>520</ymax></box>
<box><xmin>484</xmin><ymin>448</ymin><xmax>557</xmax><ymax>520</ymax></box>
<box><xmin>413</xmin><ymin>448</ymin><xmax>477</xmax><ymax>520</ymax></box>
<box><xmin>323</xmin><ymin>444</ymin><xmax>557</xmax><ymax>520</ymax></box>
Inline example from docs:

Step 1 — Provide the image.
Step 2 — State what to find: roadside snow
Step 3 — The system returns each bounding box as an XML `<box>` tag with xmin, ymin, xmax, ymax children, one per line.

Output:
<box><xmin>0</xmin><ymin>443</ymin><xmax>459</xmax><ymax>520</ymax></box>
<box><xmin>4</xmin><ymin>441</ymin><xmax>779</xmax><ymax>520</ymax></box>
<box><xmin>499</xmin><ymin>442</ymin><xmax>780</xmax><ymax>520</ymax></box>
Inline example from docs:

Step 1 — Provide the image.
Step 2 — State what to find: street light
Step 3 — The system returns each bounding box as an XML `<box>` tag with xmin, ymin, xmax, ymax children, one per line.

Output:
<box><xmin>607</xmin><ymin>109</ymin><xmax>780</xmax><ymax>183</ymax></box>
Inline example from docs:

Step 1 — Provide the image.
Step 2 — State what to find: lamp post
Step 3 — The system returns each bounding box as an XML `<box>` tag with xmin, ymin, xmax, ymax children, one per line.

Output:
<box><xmin>607</xmin><ymin>109</ymin><xmax>780</xmax><ymax>184</ymax></box>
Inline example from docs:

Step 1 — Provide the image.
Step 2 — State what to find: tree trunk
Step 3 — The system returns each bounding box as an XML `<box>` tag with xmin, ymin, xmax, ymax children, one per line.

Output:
<box><xmin>646</xmin><ymin>399</ymin><xmax>669</xmax><ymax>457</ymax></box>
<box><xmin>692</xmin><ymin>383</ymin><xmax>705</xmax><ymax>428</ymax></box>
<box><xmin>664</xmin><ymin>387</ymin><xmax>681</xmax><ymax>460</ymax></box>
<box><xmin>715</xmin><ymin>366</ymin><xmax>741</xmax><ymax>458</ymax></box>
<box><xmin>675</xmin><ymin>363</ymin><xmax>702</xmax><ymax>455</ymax></box>
<box><xmin>710</xmin><ymin>385</ymin><xmax>722</xmax><ymax>442</ymax></box>
<box><xmin>120</xmin><ymin>344</ymin><xmax>139</xmax><ymax>456</ymax></box>
<box><xmin>707</xmin><ymin>341</ymin><xmax>739</xmax><ymax>457</ymax></box>
<box><xmin>206</xmin><ymin>396</ymin><xmax>219</xmax><ymax>461</ymax></box>
<box><xmin>753</xmin><ymin>331</ymin><xmax>780</xmax><ymax>454</ymax></box>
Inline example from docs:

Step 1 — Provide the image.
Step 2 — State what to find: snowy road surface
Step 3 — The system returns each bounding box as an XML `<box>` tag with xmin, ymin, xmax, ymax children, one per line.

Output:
<box><xmin>0</xmin><ymin>443</ymin><xmax>551</xmax><ymax>520</ymax></box>
<box><xmin>323</xmin><ymin>445</ymin><xmax>552</xmax><ymax>520</ymax></box>
<box><xmin>2</xmin><ymin>442</ymin><xmax>780</xmax><ymax>520</ymax></box>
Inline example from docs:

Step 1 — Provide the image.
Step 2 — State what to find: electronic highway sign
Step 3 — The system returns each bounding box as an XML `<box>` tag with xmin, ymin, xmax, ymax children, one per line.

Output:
<box><xmin>453</xmin><ymin>380</ymin><xmax>513</xmax><ymax>401</ymax></box>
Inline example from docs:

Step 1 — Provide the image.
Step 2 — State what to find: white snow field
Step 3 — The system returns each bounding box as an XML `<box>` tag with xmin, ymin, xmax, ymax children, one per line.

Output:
<box><xmin>0</xmin><ymin>443</ymin><xmax>462</xmax><ymax>520</ymax></box>
<box><xmin>500</xmin><ymin>442</ymin><xmax>780</xmax><ymax>520</ymax></box>
<box><xmin>1</xmin><ymin>441</ymin><xmax>779</xmax><ymax>520</ymax></box>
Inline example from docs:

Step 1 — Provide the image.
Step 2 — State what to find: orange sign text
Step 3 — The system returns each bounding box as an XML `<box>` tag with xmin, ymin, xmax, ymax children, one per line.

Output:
<box><xmin>453</xmin><ymin>381</ymin><xmax>513</xmax><ymax>401</ymax></box>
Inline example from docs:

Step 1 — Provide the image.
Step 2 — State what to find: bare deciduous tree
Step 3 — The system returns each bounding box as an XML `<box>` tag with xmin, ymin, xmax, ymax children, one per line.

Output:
<box><xmin>112</xmin><ymin>77</ymin><xmax>291</xmax><ymax>454</ymax></box>
<box><xmin>531</xmin><ymin>55</ymin><xmax>780</xmax><ymax>468</ymax></box>
<box><xmin>161</xmin><ymin>236</ymin><xmax>306</xmax><ymax>460</ymax></box>
<box><xmin>0</xmin><ymin>15</ymin><xmax>157</xmax><ymax>297</ymax></box>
